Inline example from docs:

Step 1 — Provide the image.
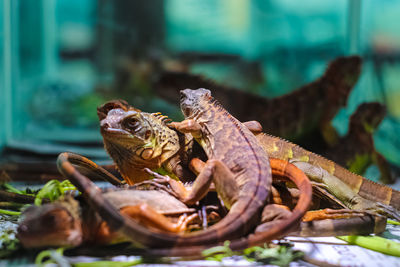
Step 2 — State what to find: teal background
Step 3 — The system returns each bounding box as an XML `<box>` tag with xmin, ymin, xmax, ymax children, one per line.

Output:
<box><xmin>1</xmin><ymin>0</ymin><xmax>400</xmax><ymax>169</ymax></box>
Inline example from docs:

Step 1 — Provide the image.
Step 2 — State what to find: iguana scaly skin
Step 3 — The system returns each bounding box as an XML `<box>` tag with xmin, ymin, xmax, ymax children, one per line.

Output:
<box><xmin>97</xmin><ymin>100</ymin><xmax>400</xmax><ymax>218</ymax></box>
<box><xmin>155</xmin><ymin>56</ymin><xmax>362</xmax><ymax>144</ymax></box>
<box><xmin>256</xmin><ymin>133</ymin><xmax>400</xmax><ymax>212</ymax></box>
<box><xmin>57</xmin><ymin>89</ymin><xmax>312</xmax><ymax>256</ymax></box>
<box><xmin>58</xmin><ymin>150</ymin><xmax>386</xmax><ymax>241</ymax></box>
<box><xmin>17</xmin><ymin>187</ymin><xmax>218</xmax><ymax>248</ymax></box>
<box><xmin>98</xmin><ymin>100</ymin><xmax>203</xmax><ymax>184</ymax></box>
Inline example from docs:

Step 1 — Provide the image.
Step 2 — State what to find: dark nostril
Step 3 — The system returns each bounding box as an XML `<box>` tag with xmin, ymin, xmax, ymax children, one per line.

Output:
<box><xmin>100</xmin><ymin>121</ymin><xmax>110</xmax><ymax>129</ymax></box>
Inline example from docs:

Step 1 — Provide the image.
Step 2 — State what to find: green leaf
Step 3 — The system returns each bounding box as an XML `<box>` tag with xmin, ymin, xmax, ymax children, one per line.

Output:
<box><xmin>387</xmin><ymin>219</ymin><xmax>400</xmax><ymax>225</ymax></box>
<box><xmin>202</xmin><ymin>242</ymin><xmax>303</xmax><ymax>266</ymax></box>
<box><xmin>2</xmin><ymin>183</ymin><xmax>24</xmax><ymax>195</ymax></box>
<box><xmin>0</xmin><ymin>209</ymin><xmax>21</xmax><ymax>216</ymax></box>
<box><xmin>337</xmin><ymin>235</ymin><xmax>400</xmax><ymax>257</ymax></box>
<box><xmin>202</xmin><ymin>241</ymin><xmax>235</xmax><ymax>261</ymax></box>
<box><xmin>243</xmin><ymin>244</ymin><xmax>304</xmax><ymax>267</ymax></box>
<box><xmin>34</xmin><ymin>180</ymin><xmax>77</xmax><ymax>205</ymax></box>
<box><xmin>35</xmin><ymin>248</ymin><xmax>70</xmax><ymax>267</ymax></box>
<box><xmin>73</xmin><ymin>259</ymin><xmax>142</xmax><ymax>267</ymax></box>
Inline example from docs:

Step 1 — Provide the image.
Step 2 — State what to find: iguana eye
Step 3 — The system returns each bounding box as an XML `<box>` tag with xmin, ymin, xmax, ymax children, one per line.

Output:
<box><xmin>145</xmin><ymin>130</ymin><xmax>151</xmax><ymax>139</ymax></box>
<box><xmin>122</xmin><ymin>116</ymin><xmax>141</xmax><ymax>133</ymax></box>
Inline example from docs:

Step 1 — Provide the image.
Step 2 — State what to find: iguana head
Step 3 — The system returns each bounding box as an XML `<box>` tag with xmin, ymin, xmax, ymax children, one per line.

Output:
<box><xmin>180</xmin><ymin>88</ymin><xmax>212</xmax><ymax>118</ymax></box>
<box><xmin>98</xmin><ymin>100</ymin><xmax>181</xmax><ymax>184</ymax></box>
<box><xmin>17</xmin><ymin>197</ymin><xmax>82</xmax><ymax>248</ymax></box>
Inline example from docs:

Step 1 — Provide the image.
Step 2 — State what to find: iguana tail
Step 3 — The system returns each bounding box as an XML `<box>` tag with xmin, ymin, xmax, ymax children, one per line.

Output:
<box><xmin>57</xmin><ymin>153</ymin><xmax>312</xmax><ymax>256</ymax></box>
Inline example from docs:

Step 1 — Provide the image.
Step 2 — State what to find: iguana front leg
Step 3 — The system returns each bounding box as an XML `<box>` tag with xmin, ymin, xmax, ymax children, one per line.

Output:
<box><xmin>145</xmin><ymin>158</ymin><xmax>239</xmax><ymax>208</ymax></box>
<box><xmin>164</xmin><ymin>119</ymin><xmax>240</xmax><ymax>208</ymax></box>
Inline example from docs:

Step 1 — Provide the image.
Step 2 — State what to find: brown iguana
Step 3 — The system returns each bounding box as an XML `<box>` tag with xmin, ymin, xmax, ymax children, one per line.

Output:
<box><xmin>16</xmin><ymin>169</ymin><xmax>383</xmax><ymax>249</ymax></box>
<box><xmin>155</xmin><ymin>56</ymin><xmax>362</xmax><ymax>145</ymax></box>
<box><xmin>17</xmin><ymin>189</ymin><xmax>220</xmax><ymax>248</ymax></box>
<box><xmin>97</xmin><ymin>99</ymin><xmax>400</xmax><ymax>219</ymax></box>
<box><xmin>57</xmin><ymin>88</ymin><xmax>312</xmax><ymax>256</ymax></box>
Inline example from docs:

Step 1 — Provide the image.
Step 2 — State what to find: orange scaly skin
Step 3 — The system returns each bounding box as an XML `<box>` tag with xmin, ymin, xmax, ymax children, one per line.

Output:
<box><xmin>57</xmin><ymin>89</ymin><xmax>312</xmax><ymax>256</ymax></box>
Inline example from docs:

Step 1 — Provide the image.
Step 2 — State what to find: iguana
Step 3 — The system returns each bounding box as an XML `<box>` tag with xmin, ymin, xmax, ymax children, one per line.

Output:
<box><xmin>17</xmin><ymin>189</ymin><xmax>220</xmax><ymax>248</ymax></box>
<box><xmin>98</xmin><ymin>99</ymin><xmax>205</xmax><ymax>185</ymax></box>
<box><xmin>57</xmin><ymin>89</ymin><xmax>312</xmax><ymax>256</ymax></box>
<box><xmin>155</xmin><ymin>56</ymin><xmax>362</xmax><ymax>145</ymax></box>
<box><xmin>17</xmin><ymin>171</ymin><xmax>386</xmax><ymax>250</ymax></box>
<box><xmin>16</xmin><ymin>173</ymin><xmax>384</xmax><ymax>250</ymax></box>
<box><xmin>97</xmin><ymin>99</ymin><xmax>400</xmax><ymax>218</ymax></box>
<box><xmin>322</xmin><ymin>102</ymin><xmax>393</xmax><ymax>184</ymax></box>
<box><xmin>256</xmin><ymin>133</ymin><xmax>400</xmax><ymax>216</ymax></box>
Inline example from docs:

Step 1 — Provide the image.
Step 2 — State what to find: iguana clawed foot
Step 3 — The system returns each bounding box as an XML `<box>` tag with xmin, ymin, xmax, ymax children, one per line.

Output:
<box><xmin>144</xmin><ymin>168</ymin><xmax>190</xmax><ymax>202</ymax></box>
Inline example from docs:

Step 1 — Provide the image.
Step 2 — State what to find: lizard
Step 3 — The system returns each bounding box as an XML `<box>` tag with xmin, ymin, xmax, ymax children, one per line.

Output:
<box><xmin>16</xmin><ymin>177</ymin><xmax>384</xmax><ymax>250</ymax></box>
<box><xmin>255</xmin><ymin>132</ymin><xmax>400</xmax><ymax>216</ymax></box>
<box><xmin>321</xmin><ymin>102</ymin><xmax>394</xmax><ymax>184</ymax></box>
<box><xmin>97</xmin><ymin>99</ymin><xmax>400</xmax><ymax>219</ymax></box>
<box><xmin>59</xmin><ymin>148</ymin><xmax>387</xmax><ymax>238</ymax></box>
<box><xmin>57</xmin><ymin>88</ymin><xmax>312</xmax><ymax>256</ymax></box>
<box><xmin>17</xmin><ymin>189</ymin><xmax>220</xmax><ymax>249</ymax></box>
<box><xmin>59</xmin><ymin>144</ymin><xmax>386</xmax><ymax>238</ymax></box>
<box><xmin>57</xmin><ymin>151</ymin><xmax>388</xmax><ymax>257</ymax></box>
<box><xmin>154</xmin><ymin>56</ymin><xmax>362</xmax><ymax>146</ymax></box>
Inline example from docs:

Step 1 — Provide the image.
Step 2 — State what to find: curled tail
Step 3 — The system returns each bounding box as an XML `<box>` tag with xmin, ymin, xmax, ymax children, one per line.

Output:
<box><xmin>57</xmin><ymin>153</ymin><xmax>312</xmax><ymax>256</ymax></box>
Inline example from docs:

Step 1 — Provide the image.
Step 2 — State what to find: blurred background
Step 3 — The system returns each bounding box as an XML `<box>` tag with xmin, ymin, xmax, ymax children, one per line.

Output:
<box><xmin>1</xmin><ymin>0</ymin><xmax>400</xmax><ymax>184</ymax></box>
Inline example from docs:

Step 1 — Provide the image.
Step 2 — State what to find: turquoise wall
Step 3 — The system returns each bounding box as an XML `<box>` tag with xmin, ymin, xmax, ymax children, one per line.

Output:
<box><xmin>0</xmin><ymin>0</ymin><xmax>5</xmax><ymax>150</ymax></box>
